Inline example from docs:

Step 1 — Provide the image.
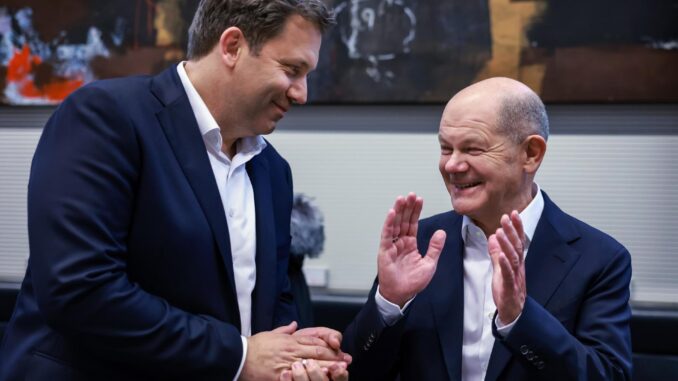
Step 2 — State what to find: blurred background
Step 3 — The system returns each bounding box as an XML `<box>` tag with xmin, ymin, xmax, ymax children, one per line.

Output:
<box><xmin>1</xmin><ymin>0</ymin><xmax>676</xmax><ymax>306</ymax></box>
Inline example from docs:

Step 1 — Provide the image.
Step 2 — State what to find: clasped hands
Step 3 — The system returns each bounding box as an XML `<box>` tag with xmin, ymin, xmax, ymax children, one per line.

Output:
<box><xmin>240</xmin><ymin>321</ymin><xmax>349</xmax><ymax>381</ymax></box>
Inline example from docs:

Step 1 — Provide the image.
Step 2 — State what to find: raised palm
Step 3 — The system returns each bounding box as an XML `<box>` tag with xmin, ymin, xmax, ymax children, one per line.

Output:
<box><xmin>377</xmin><ymin>193</ymin><xmax>446</xmax><ymax>307</ymax></box>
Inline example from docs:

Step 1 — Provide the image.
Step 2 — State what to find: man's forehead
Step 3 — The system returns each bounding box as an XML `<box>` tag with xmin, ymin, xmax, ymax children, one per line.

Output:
<box><xmin>438</xmin><ymin>125</ymin><xmax>489</xmax><ymax>142</ymax></box>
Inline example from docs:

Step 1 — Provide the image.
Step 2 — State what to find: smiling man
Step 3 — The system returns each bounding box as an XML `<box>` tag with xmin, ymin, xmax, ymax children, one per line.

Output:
<box><xmin>343</xmin><ymin>77</ymin><xmax>632</xmax><ymax>380</ymax></box>
<box><xmin>0</xmin><ymin>1</ymin><xmax>349</xmax><ymax>381</ymax></box>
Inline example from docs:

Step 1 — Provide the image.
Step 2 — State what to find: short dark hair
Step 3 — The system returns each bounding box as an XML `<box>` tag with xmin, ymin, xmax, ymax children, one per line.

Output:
<box><xmin>187</xmin><ymin>0</ymin><xmax>335</xmax><ymax>59</ymax></box>
<box><xmin>497</xmin><ymin>91</ymin><xmax>549</xmax><ymax>143</ymax></box>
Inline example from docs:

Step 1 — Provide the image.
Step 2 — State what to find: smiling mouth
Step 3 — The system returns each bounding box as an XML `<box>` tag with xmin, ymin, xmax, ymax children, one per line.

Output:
<box><xmin>455</xmin><ymin>181</ymin><xmax>482</xmax><ymax>190</ymax></box>
<box><xmin>273</xmin><ymin>102</ymin><xmax>289</xmax><ymax>113</ymax></box>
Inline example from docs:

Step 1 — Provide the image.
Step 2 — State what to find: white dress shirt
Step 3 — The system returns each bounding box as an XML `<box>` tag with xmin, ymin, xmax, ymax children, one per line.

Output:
<box><xmin>376</xmin><ymin>184</ymin><xmax>544</xmax><ymax>381</ymax></box>
<box><xmin>177</xmin><ymin>62</ymin><xmax>266</xmax><ymax>379</ymax></box>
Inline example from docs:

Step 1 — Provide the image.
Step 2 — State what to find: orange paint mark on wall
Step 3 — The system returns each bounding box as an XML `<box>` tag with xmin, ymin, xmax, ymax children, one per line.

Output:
<box><xmin>7</xmin><ymin>45</ymin><xmax>41</xmax><ymax>82</ymax></box>
<box><xmin>42</xmin><ymin>79</ymin><xmax>84</xmax><ymax>101</ymax></box>
<box><xmin>6</xmin><ymin>44</ymin><xmax>83</xmax><ymax>103</ymax></box>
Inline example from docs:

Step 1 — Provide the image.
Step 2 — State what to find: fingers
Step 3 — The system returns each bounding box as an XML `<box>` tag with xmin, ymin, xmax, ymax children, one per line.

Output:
<box><xmin>381</xmin><ymin>194</ymin><xmax>423</xmax><ymax>243</ymax></box>
<box><xmin>294</xmin><ymin>334</ymin><xmax>332</xmax><ymax>348</ymax></box>
<box><xmin>425</xmin><ymin>229</ymin><xmax>446</xmax><ymax>263</ymax></box>
<box><xmin>392</xmin><ymin>196</ymin><xmax>405</xmax><ymax>239</ymax></box>
<box><xmin>281</xmin><ymin>369</ymin><xmax>293</xmax><ymax>381</ymax></box>
<box><xmin>291</xmin><ymin>361</ymin><xmax>311</xmax><ymax>381</ymax></box>
<box><xmin>510</xmin><ymin>210</ymin><xmax>525</xmax><ymax>246</ymax></box>
<box><xmin>294</xmin><ymin>344</ymin><xmax>346</xmax><ymax>362</ymax></box>
<box><xmin>497</xmin><ymin>251</ymin><xmax>516</xmax><ymax>289</ymax></box>
<box><xmin>304</xmin><ymin>359</ymin><xmax>330</xmax><ymax>381</ymax></box>
<box><xmin>329</xmin><ymin>363</ymin><xmax>349</xmax><ymax>381</ymax></box>
<box><xmin>408</xmin><ymin>195</ymin><xmax>423</xmax><ymax>238</ymax></box>
<box><xmin>295</xmin><ymin>327</ymin><xmax>343</xmax><ymax>352</ymax></box>
<box><xmin>399</xmin><ymin>193</ymin><xmax>418</xmax><ymax>237</ymax></box>
<box><xmin>315</xmin><ymin>360</ymin><xmax>347</xmax><ymax>370</ymax></box>
<box><xmin>501</xmin><ymin>214</ymin><xmax>525</xmax><ymax>261</ymax></box>
<box><xmin>496</xmin><ymin>229</ymin><xmax>520</xmax><ymax>270</ymax></box>
<box><xmin>273</xmin><ymin>321</ymin><xmax>298</xmax><ymax>334</ymax></box>
<box><xmin>285</xmin><ymin>359</ymin><xmax>334</xmax><ymax>381</ymax></box>
<box><xmin>379</xmin><ymin>208</ymin><xmax>397</xmax><ymax>251</ymax></box>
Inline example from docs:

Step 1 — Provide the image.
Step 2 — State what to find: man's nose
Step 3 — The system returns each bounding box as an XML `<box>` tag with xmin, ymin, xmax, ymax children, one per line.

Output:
<box><xmin>287</xmin><ymin>77</ymin><xmax>308</xmax><ymax>105</ymax></box>
<box><xmin>445</xmin><ymin>152</ymin><xmax>469</xmax><ymax>173</ymax></box>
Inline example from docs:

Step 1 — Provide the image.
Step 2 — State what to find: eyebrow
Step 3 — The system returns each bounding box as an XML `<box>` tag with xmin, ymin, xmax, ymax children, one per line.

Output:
<box><xmin>438</xmin><ymin>134</ymin><xmax>485</xmax><ymax>145</ymax></box>
<box><xmin>284</xmin><ymin>59</ymin><xmax>312</xmax><ymax>70</ymax></box>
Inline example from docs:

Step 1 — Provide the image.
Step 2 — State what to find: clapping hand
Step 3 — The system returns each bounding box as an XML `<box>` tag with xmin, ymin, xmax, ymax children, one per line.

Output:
<box><xmin>377</xmin><ymin>193</ymin><xmax>446</xmax><ymax>307</ymax></box>
<box><xmin>488</xmin><ymin>211</ymin><xmax>527</xmax><ymax>325</ymax></box>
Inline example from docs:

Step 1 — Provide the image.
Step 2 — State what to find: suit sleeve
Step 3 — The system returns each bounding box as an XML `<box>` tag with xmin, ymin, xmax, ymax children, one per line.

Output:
<box><xmin>342</xmin><ymin>281</ymin><xmax>403</xmax><ymax>381</ymax></box>
<box><xmin>493</xmin><ymin>246</ymin><xmax>632</xmax><ymax>380</ymax></box>
<box><xmin>28</xmin><ymin>85</ymin><xmax>243</xmax><ymax>378</ymax></box>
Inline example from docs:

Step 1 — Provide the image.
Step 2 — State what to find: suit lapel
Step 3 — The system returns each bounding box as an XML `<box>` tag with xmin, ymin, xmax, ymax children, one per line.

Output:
<box><xmin>430</xmin><ymin>214</ymin><xmax>465</xmax><ymax>381</ymax></box>
<box><xmin>247</xmin><ymin>153</ymin><xmax>277</xmax><ymax>333</ymax></box>
<box><xmin>150</xmin><ymin>67</ymin><xmax>239</xmax><ymax>325</ymax></box>
<box><xmin>485</xmin><ymin>192</ymin><xmax>581</xmax><ymax>380</ymax></box>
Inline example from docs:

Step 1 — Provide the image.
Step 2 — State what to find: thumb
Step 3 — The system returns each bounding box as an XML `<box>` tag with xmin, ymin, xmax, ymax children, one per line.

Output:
<box><xmin>272</xmin><ymin>321</ymin><xmax>298</xmax><ymax>334</ymax></box>
<box><xmin>425</xmin><ymin>230</ymin><xmax>446</xmax><ymax>263</ymax></box>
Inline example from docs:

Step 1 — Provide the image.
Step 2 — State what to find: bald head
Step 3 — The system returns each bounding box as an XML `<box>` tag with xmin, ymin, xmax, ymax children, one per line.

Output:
<box><xmin>438</xmin><ymin>77</ymin><xmax>549</xmax><ymax>233</ymax></box>
<box><xmin>447</xmin><ymin>77</ymin><xmax>549</xmax><ymax>144</ymax></box>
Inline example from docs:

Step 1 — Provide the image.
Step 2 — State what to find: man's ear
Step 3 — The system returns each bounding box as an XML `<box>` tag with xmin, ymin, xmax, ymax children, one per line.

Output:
<box><xmin>218</xmin><ymin>26</ymin><xmax>246</xmax><ymax>67</ymax></box>
<box><xmin>522</xmin><ymin>135</ymin><xmax>547</xmax><ymax>174</ymax></box>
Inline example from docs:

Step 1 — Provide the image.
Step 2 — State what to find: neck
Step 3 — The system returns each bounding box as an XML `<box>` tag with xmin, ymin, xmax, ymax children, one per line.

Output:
<box><xmin>474</xmin><ymin>183</ymin><xmax>536</xmax><ymax>237</ymax></box>
<box><xmin>184</xmin><ymin>58</ymin><xmax>239</xmax><ymax>158</ymax></box>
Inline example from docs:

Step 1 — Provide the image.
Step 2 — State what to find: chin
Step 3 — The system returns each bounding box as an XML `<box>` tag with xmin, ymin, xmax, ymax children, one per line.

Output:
<box><xmin>451</xmin><ymin>199</ymin><xmax>481</xmax><ymax>217</ymax></box>
<box><xmin>257</xmin><ymin>123</ymin><xmax>277</xmax><ymax>136</ymax></box>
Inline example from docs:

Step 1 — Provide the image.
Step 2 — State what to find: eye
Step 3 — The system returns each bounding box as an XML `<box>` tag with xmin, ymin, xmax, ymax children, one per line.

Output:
<box><xmin>440</xmin><ymin>146</ymin><xmax>453</xmax><ymax>155</ymax></box>
<box><xmin>285</xmin><ymin>65</ymin><xmax>301</xmax><ymax>77</ymax></box>
<box><xmin>466</xmin><ymin>147</ymin><xmax>484</xmax><ymax>155</ymax></box>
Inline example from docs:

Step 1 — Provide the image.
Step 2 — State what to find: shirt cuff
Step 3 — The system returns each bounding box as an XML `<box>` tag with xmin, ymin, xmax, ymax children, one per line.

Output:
<box><xmin>495</xmin><ymin>312</ymin><xmax>521</xmax><ymax>338</ymax></box>
<box><xmin>375</xmin><ymin>285</ymin><xmax>415</xmax><ymax>326</ymax></box>
<box><xmin>233</xmin><ymin>335</ymin><xmax>248</xmax><ymax>381</ymax></box>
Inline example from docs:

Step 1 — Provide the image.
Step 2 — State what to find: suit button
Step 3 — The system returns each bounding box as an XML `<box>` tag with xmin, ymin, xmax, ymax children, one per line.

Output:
<box><xmin>526</xmin><ymin>352</ymin><xmax>535</xmax><ymax>361</ymax></box>
<box><xmin>536</xmin><ymin>361</ymin><xmax>545</xmax><ymax>370</ymax></box>
<box><xmin>520</xmin><ymin>345</ymin><xmax>529</xmax><ymax>355</ymax></box>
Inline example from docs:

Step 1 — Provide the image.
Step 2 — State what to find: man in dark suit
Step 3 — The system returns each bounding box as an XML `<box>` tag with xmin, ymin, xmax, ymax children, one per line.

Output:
<box><xmin>342</xmin><ymin>77</ymin><xmax>632</xmax><ymax>380</ymax></box>
<box><xmin>0</xmin><ymin>1</ymin><xmax>349</xmax><ymax>380</ymax></box>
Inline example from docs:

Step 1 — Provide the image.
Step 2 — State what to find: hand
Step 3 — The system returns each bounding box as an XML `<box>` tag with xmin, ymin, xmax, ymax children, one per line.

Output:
<box><xmin>488</xmin><ymin>211</ymin><xmax>527</xmax><ymax>325</ymax></box>
<box><xmin>293</xmin><ymin>327</ymin><xmax>348</xmax><ymax>359</ymax></box>
<box><xmin>239</xmin><ymin>322</ymin><xmax>346</xmax><ymax>381</ymax></box>
<box><xmin>279</xmin><ymin>359</ymin><xmax>349</xmax><ymax>381</ymax></box>
<box><xmin>377</xmin><ymin>193</ymin><xmax>446</xmax><ymax>307</ymax></box>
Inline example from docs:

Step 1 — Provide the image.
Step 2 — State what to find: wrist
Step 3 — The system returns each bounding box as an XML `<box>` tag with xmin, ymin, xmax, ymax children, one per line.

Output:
<box><xmin>498</xmin><ymin>305</ymin><xmax>522</xmax><ymax>325</ymax></box>
<box><xmin>380</xmin><ymin>289</ymin><xmax>408</xmax><ymax>308</ymax></box>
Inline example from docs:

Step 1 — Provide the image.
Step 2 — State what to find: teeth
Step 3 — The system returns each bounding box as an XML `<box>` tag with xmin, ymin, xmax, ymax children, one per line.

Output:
<box><xmin>457</xmin><ymin>182</ymin><xmax>480</xmax><ymax>189</ymax></box>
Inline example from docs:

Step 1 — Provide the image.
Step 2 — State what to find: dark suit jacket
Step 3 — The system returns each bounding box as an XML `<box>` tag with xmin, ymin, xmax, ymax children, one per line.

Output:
<box><xmin>0</xmin><ymin>67</ymin><xmax>297</xmax><ymax>380</ymax></box>
<box><xmin>343</xmin><ymin>191</ymin><xmax>632</xmax><ymax>380</ymax></box>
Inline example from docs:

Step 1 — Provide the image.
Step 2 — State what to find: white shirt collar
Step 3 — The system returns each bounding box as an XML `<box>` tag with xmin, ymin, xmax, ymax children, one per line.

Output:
<box><xmin>176</xmin><ymin>62</ymin><xmax>267</xmax><ymax>159</ymax></box>
<box><xmin>461</xmin><ymin>183</ymin><xmax>544</xmax><ymax>249</ymax></box>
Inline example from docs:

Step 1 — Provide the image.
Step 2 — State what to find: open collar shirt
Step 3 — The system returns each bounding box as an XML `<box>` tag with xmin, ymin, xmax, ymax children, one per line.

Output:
<box><xmin>177</xmin><ymin>62</ymin><xmax>266</xmax><ymax>379</ymax></box>
<box><xmin>376</xmin><ymin>184</ymin><xmax>544</xmax><ymax>381</ymax></box>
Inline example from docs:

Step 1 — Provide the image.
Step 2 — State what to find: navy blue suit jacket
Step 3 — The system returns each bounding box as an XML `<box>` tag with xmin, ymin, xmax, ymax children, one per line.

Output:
<box><xmin>343</xmin><ymin>192</ymin><xmax>632</xmax><ymax>380</ymax></box>
<box><xmin>0</xmin><ymin>67</ymin><xmax>297</xmax><ymax>380</ymax></box>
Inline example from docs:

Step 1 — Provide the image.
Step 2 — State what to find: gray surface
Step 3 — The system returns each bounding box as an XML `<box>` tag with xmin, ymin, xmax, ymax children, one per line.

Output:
<box><xmin>2</xmin><ymin>104</ymin><xmax>678</xmax><ymax>134</ymax></box>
